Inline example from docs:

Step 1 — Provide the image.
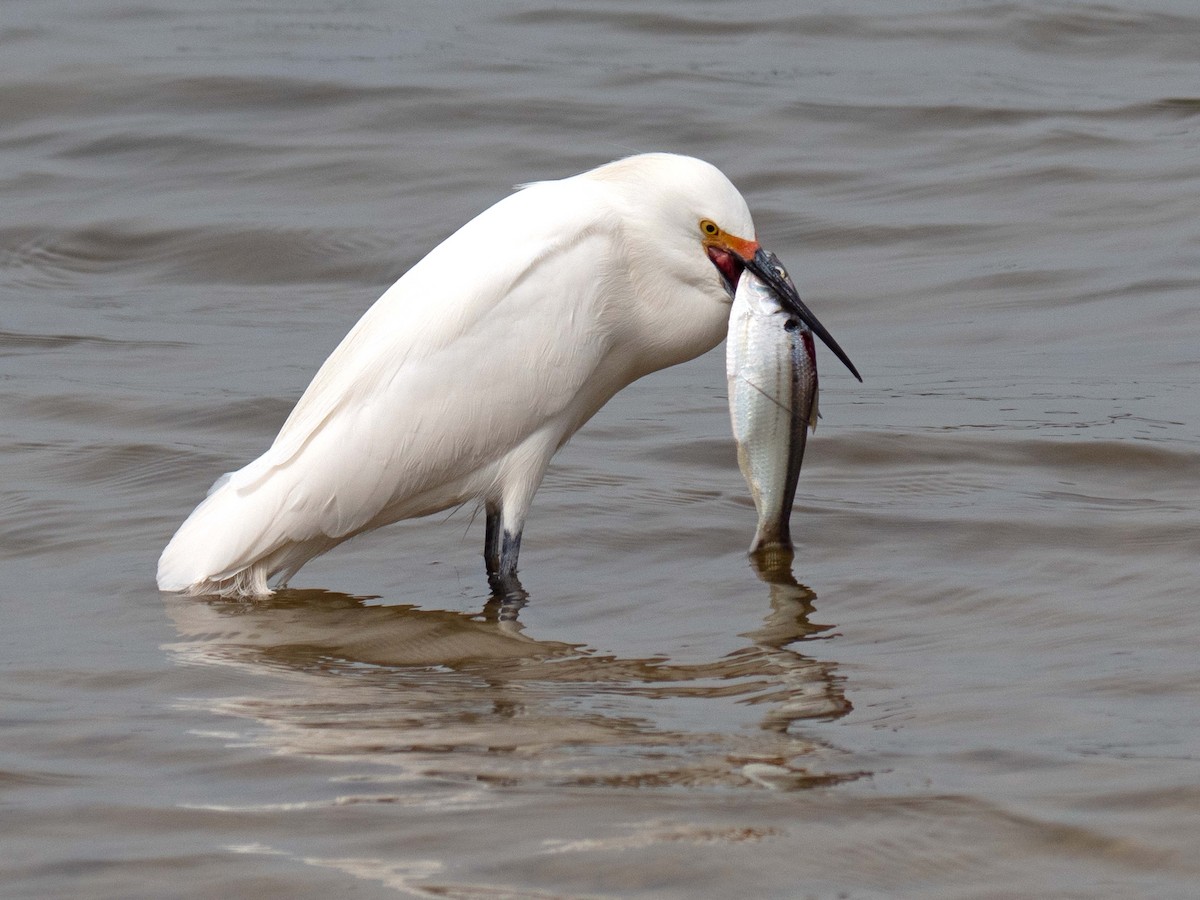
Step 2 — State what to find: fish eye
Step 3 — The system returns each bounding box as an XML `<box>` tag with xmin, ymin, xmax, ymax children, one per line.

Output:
<box><xmin>699</xmin><ymin>219</ymin><xmax>720</xmax><ymax>237</ymax></box>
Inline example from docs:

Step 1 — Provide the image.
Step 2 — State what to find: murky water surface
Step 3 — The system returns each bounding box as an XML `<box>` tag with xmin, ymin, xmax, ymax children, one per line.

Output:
<box><xmin>4</xmin><ymin>1</ymin><xmax>1199</xmax><ymax>896</ymax></box>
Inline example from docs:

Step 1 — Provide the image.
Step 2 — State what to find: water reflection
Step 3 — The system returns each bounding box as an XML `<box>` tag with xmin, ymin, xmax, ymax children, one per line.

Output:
<box><xmin>163</xmin><ymin>560</ymin><xmax>858</xmax><ymax>791</ymax></box>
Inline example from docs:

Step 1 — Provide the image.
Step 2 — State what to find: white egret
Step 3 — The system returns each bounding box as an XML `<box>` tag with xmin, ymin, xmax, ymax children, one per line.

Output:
<box><xmin>158</xmin><ymin>153</ymin><xmax>860</xmax><ymax>598</ymax></box>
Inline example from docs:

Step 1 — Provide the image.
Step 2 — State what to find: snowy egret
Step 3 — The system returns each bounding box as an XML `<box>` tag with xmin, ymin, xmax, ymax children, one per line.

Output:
<box><xmin>158</xmin><ymin>153</ymin><xmax>860</xmax><ymax>597</ymax></box>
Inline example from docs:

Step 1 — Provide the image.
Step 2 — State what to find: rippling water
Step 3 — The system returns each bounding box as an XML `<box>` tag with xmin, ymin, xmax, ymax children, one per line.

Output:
<box><xmin>4</xmin><ymin>1</ymin><xmax>1200</xmax><ymax>897</ymax></box>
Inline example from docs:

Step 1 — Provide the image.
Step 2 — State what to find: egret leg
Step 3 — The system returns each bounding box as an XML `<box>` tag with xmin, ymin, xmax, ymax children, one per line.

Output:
<box><xmin>498</xmin><ymin>529</ymin><xmax>522</xmax><ymax>578</ymax></box>
<box><xmin>482</xmin><ymin>433</ymin><xmax>554</xmax><ymax>592</ymax></box>
<box><xmin>493</xmin><ymin>535</ymin><xmax>529</xmax><ymax>610</ymax></box>
<box><xmin>484</xmin><ymin>503</ymin><xmax>502</xmax><ymax>576</ymax></box>
<box><xmin>484</xmin><ymin>503</ymin><xmax>524</xmax><ymax>587</ymax></box>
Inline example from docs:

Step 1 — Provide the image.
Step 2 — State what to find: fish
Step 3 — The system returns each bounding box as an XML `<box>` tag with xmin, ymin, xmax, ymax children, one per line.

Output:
<box><xmin>726</xmin><ymin>254</ymin><xmax>819</xmax><ymax>556</ymax></box>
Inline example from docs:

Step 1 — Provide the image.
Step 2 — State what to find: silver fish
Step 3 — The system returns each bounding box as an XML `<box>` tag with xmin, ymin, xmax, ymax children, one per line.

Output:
<box><xmin>726</xmin><ymin>257</ymin><xmax>819</xmax><ymax>555</ymax></box>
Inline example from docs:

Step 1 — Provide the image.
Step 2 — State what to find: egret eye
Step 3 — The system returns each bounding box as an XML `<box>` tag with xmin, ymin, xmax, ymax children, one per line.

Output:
<box><xmin>700</xmin><ymin>219</ymin><xmax>720</xmax><ymax>237</ymax></box>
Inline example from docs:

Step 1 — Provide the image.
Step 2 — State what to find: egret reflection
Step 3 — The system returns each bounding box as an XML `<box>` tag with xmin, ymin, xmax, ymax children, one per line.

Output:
<box><xmin>163</xmin><ymin>562</ymin><xmax>858</xmax><ymax>790</ymax></box>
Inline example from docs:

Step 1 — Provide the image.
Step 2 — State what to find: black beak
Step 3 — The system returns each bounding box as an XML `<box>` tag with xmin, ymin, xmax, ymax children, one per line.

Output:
<box><xmin>743</xmin><ymin>248</ymin><xmax>862</xmax><ymax>382</ymax></box>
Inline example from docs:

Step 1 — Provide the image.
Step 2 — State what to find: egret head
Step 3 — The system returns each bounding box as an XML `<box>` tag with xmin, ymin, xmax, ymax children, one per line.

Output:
<box><xmin>586</xmin><ymin>153</ymin><xmax>861</xmax><ymax>381</ymax></box>
<box><xmin>585</xmin><ymin>153</ymin><xmax>755</xmax><ymax>292</ymax></box>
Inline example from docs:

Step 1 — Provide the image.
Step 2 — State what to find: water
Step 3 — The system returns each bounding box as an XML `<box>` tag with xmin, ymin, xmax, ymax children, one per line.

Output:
<box><xmin>3</xmin><ymin>1</ymin><xmax>1199</xmax><ymax>896</ymax></box>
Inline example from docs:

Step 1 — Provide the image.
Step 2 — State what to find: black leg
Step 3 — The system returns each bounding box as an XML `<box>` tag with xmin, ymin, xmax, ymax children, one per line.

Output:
<box><xmin>483</xmin><ymin>502</ymin><xmax>525</xmax><ymax>614</ymax></box>
<box><xmin>498</xmin><ymin>528</ymin><xmax>522</xmax><ymax>579</ymax></box>
<box><xmin>487</xmin><ymin>528</ymin><xmax>524</xmax><ymax>594</ymax></box>
<box><xmin>483</xmin><ymin>503</ymin><xmax>524</xmax><ymax>580</ymax></box>
<box><xmin>484</xmin><ymin>503</ymin><xmax>502</xmax><ymax>577</ymax></box>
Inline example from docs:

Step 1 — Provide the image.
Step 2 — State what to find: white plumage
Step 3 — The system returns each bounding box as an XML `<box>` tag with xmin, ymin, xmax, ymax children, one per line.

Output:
<box><xmin>158</xmin><ymin>153</ymin><xmax>857</xmax><ymax>597</ymax></box>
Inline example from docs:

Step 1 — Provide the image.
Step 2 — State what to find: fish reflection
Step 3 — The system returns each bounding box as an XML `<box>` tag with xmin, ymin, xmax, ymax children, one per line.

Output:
<box><xmin>163</xmin><ymin>566</ymin><xmax>858</xmax><ymax>791</ymax></box>
<box><xmin>742</xmin><ymin>549</ymin><xmax>852</xmax><ymax>737</ymax></box>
